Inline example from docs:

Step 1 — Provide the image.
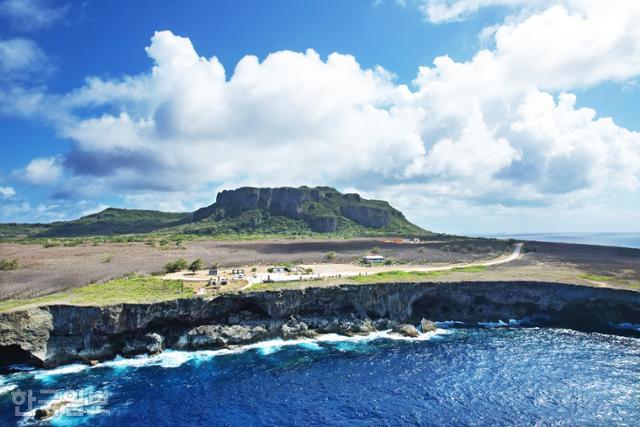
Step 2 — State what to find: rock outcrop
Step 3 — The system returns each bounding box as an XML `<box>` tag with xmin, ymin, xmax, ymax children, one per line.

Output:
<box><xmin>340</xmin><ymin>205</ymin><xmax>392</xmax><ymax>228</ymax></box>
<box><xmin>122</xmin><ymin>333</ymin><xmax>164</xmax><ymax>356</ymax></box>
<box><xmin>420</xmin><ymin>319</ymin><xmax>437</xmax><ymax>333</ymax></box>
<box><xmin>180</xmin><ymin>324</ymin><xmax>268</xmax><ymax>349</ymax></box>
<box><xmin>393</xmin><ymin>324</ymin><xmax>420</xmax><ymax>337</ymax></box>
<box><xmin>1</xmin><ymin>281</ymin><xmax>639</xmax><ymax>369</ymax></box>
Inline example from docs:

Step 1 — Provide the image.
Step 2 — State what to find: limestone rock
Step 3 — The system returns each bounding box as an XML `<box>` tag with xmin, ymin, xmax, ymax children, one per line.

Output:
<box><xmin>420</xmin><ymin>319</ymin><xmax>437</xmax><ymax>333</ymax></box>
<box><xmin>392</xmin><ymin>324</ymin><xmax>419</xmax><ymax>338</ymax></box>
<box><xmin>183</xmin><ymin>324</ymin><xmax>267</xmax><ymax>349</ymax></box>
<box><xmin>122</xmin><ymin>333</ymin><xmax>164</xmax><ymax>356</ymax></box>
<box><xmin>281</xmin><ymin>320</ymin><xmax>317</xmax><ymax>339</ymax></box>
<box><xmin>0</xmin><ymin>308</ymin><xmax>52</xmax><ymax>365</ymax></box>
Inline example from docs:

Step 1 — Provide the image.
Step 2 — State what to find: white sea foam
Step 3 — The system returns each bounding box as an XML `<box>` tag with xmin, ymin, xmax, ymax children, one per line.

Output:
<box><xmin>7</xmin><ymin>364</ymin><xmax>35</xmax><ymax>372</ymax></box>
<box><xmin>0</xmin><ymin>383</ymin><xmax>17</xmax><ymax>395</ymax></box>
<box><xmin>33</xmin><ymin>363</ymin><xmax>89</xmax><ymax>382</ymax></box>
<box><xmin>478</xmin><ymin>318</ymin><xmax>530</xmax><ymax>328</ymax></box>
<box><xmin>436</xmin><ymin>320</ymin><xmax>466</xmax><ymax>328</ymax></box>
<box><xmin>16</xmin><ymin>327</ymin><xmax>453</xmax><ymax>378</ymax></box>
<box><xmin>99</xmin><ymin>329</ymin><xmax>452</xmax><ymax>368</ymax></box>
<box><xmin>614</xmin><ymin>322</ymin><xmax>640</xmax><ymax>332</ymax></box>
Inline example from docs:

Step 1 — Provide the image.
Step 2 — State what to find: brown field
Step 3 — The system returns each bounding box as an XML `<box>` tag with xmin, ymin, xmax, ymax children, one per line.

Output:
<box><xmin>1</xmin><ymin>237</ymin><xmax>639</xmax><ymax>301</ymax></box>
<box><xmin>0</xmin><ymin>237</ymin><xmax>507</xmax><ymax>300</ymax></box>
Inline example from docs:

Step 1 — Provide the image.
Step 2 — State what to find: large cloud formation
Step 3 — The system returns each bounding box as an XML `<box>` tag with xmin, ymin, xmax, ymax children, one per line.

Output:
<box><xmin>7</xmin><ymin>0</ymin><xmax>640</xmax><ymax>226</ymax></box>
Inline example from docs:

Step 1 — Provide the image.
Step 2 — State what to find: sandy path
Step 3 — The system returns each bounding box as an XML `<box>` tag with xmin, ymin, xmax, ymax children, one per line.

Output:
<box><xmin>240</xmin><ymin>243</ymin><xmax>524</xmax><ymax>289</ymax></box>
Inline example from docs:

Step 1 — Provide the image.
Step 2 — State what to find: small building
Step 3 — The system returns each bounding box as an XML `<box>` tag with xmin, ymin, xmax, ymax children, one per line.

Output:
<box><xmin>363</xmin><ymin>255</ymin><xmax>385</xmax><ymax>264</ymax></box>
<box><xmin>208</xmin><ymin>268</ymin><xmax>218</xmax><ymax>276</ymax></box>
<box><xmin>270</xmin><ymin>266</ymin><xmax>286</xmax><ymax>273</ymax></box>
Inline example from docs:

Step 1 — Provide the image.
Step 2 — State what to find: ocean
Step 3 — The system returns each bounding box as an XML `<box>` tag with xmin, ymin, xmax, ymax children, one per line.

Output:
<box><xmin>1</xmin><ymin>325</ymin><xmax>639</xmax><ymax>426</ymax></box>
<box><xmin>484</xmin><ymin>232</ymin><xmax>640</xmax><ymax>249</ymax></box>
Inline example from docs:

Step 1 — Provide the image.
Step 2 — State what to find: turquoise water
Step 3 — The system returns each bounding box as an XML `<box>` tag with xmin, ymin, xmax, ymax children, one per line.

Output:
<box><xmin>1</xmin><ymin>326</ymin><xmax>639</xmax><ymax>426</ymax></box>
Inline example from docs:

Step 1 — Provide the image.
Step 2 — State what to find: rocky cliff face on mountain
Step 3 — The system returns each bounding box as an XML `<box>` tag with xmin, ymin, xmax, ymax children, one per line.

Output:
<box><xmin>1</xmin><ymin>282</ymin><xmax>639</xmax><ymax>369</ymax></box>
<box><xmin>192</xmin><ymin>186</ymin><xmax>420</xmax><ymax>233</ymax></box>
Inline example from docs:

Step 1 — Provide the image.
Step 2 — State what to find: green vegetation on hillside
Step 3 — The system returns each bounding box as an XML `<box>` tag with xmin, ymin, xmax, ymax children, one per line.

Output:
<box><xmin>0</xmin><ymin>208</ymin><xmax>190</xmax><ymax>239</ymax></box>
<box><xmin>39</xmin><ymin>208</ymin><xmax>190</xmax><ymax>237</ymax></box>
<box><xmin>172</xmin><ymin>208</ymin><xmax>424</xmax><ymax>237</ymax></box>
<box><xmin>0</xmin><ymin>276</ymin><xmax>194</xmax><ymax>312</ymax></box>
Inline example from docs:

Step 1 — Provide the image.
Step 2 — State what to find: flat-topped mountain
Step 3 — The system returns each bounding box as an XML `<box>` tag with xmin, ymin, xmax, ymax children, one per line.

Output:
<box><xmin>192</xmin><ymin>186</ymin><xmax>420</xmax><ymax>233</ymax></box>
<box><xmin>0</xmin><ymin>186</ymin><xmax>426</xmax><ymax>238</ymax></box>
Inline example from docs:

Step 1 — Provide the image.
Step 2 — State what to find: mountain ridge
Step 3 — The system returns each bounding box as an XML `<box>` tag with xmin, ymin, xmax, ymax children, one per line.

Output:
<box><xmin>0</xmin><ymin>186</ymin><xmax>426</xmax><ymax>238</ymax></box>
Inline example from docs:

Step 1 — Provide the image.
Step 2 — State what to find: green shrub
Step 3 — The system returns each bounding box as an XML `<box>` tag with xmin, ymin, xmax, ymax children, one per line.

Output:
<box><xmin>325</xmin><ymin>251</ymin><xmax>336</xmax><ymax>260</ymax></box>
<box><xmin>0</xmin><ymin>258</ymin><xmax>19</xmax><ymax>271</ymax></box>
<box><xmin>164</xmin><ymin>258</ymin><xmax>188</xmax><ymax>273</ymax></box>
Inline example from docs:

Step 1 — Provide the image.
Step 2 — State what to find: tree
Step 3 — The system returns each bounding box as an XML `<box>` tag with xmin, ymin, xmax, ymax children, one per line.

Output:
<box><xmin>189</xmin><ymin>258</ymin><xmax>204</xmax><ymax>275</ymax></box>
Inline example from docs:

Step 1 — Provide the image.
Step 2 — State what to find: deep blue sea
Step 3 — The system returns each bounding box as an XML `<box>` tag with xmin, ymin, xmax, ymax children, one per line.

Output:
<box><xmin>1</xmin><ymin>326</ymin><xmax>639</xmax><ymax>426</ymax></box>
<box><xmin>485</xmin><ymin>232</ymin><xmax>640</xmax><ymax>249</ymax></box>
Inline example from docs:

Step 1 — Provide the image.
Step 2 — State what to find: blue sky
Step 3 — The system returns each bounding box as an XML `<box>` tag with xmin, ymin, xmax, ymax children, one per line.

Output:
<box><xmin>1</xmin><ymin>0</ymin><xmax>639</xmax><ymax>233</ymax></box>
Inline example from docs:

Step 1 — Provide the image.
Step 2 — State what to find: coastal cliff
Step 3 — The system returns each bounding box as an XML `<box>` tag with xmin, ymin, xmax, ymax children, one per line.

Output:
<box><xmin>1</xmin><ymin>281</ymin><xmax>639</xmax><ymax>368</ymax></box>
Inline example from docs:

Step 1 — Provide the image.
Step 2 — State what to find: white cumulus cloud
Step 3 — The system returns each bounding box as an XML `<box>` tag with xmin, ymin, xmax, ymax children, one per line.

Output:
<box><xmin>55</xmin><ymin>31</ymin><xmax>424</xmax><ymax>197</ymax></box>
<box><xmin>0</xmin><ymin>186</ymin><xmax>15</xmax><ymax>198</ymax></box>
<box><xmin>18</xmin><ymin>156</ymin><xmax>63</xmax><ymax>184</ymax></box>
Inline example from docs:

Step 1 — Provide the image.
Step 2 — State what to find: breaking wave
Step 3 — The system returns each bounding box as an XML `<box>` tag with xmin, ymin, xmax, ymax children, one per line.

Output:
<box><xmin>478</xmin><ymin>317</ymin><xmax>532</xmax><ymax>328</ymax></box>
<box><xmin>4</xmin><ymin>328</ymin><xmax>453</xmax><ymax>382</ymax></box>
<box><xmin>614</xmin><ymin>322</ymin><xmax>640</xmax><ymax>332</ymax></box>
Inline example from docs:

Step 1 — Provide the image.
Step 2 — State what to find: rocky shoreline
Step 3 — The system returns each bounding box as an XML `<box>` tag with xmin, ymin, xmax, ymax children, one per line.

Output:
<box><xmin>1</xmin><ymin>281</ymin><xmax>640</xmax><ymax>369</ymax></box>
